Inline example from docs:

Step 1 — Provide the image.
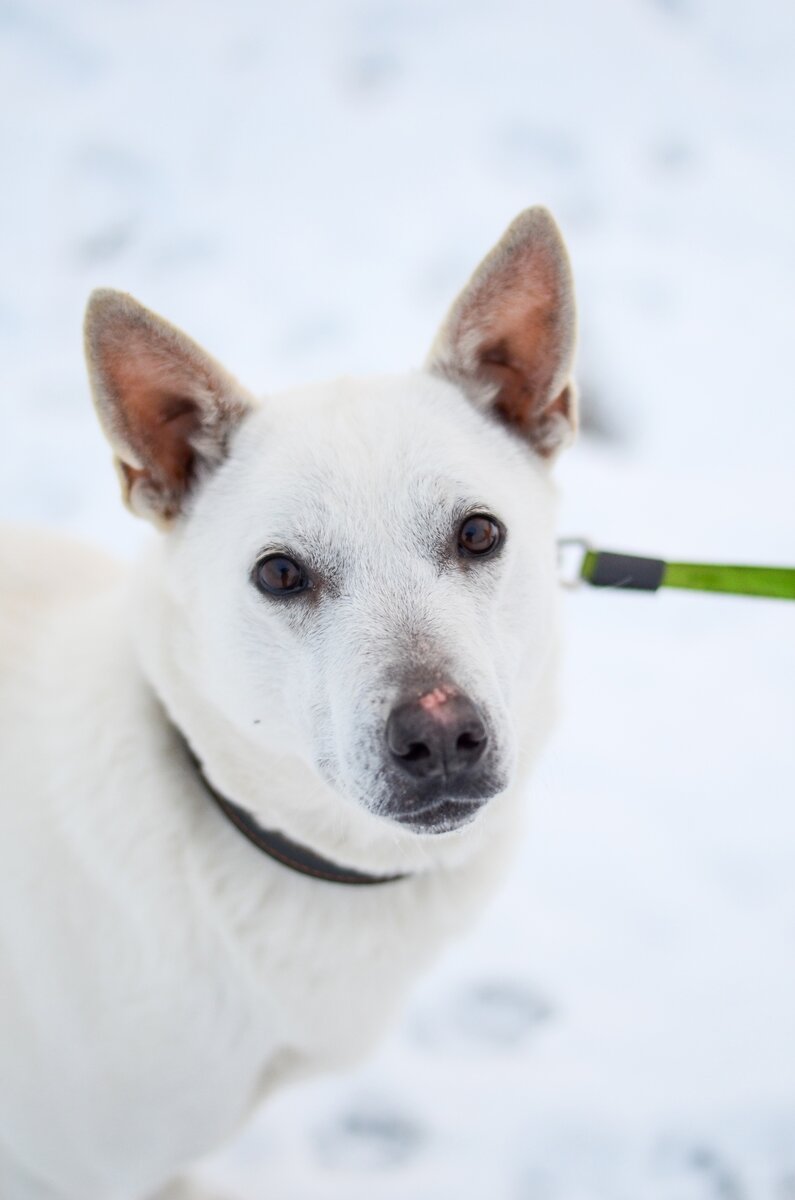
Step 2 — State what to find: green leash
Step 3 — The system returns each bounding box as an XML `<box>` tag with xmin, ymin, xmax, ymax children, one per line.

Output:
<box><xmin>558</xmin><ymin>540</ymin><xmax>795</xmax><ymax>601</ymax></box>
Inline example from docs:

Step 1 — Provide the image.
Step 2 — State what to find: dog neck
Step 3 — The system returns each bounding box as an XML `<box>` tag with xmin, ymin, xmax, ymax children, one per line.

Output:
<box><xmin>177</xmin><ymin>729</ymin><xmax>410</xmax><ymax>887</ymax></box>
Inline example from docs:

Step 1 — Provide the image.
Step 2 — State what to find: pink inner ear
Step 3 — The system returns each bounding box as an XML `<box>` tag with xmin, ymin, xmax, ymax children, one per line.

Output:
<box><xmin>480</xmin><ymin>326</ymin><xmax>568</xmax><ymax>452</ymax></box>
<box><xmin>86</xmin><ymin>288</ymin><xmax>253</xmax><ymax>523</ymax></box>
<box><xmin>101</xmin><ymin>330</ymin><xmax>208</xmax><ymax>492</ymax></box>
<box><xmin>434</xmin><ymin>209</ymin><xmax>576</xmax><ymax>456</ymax></box>
<box><xmin>475</xmin><ymin>266</ymin><xmax>569</xmax><ymax>440</ymax></box>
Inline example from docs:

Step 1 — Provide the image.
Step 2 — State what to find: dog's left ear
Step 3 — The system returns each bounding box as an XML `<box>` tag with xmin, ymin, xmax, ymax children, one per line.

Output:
<box><xmin>426</xmin><ymin>207</ymin><xmax>577</xmax><ymax>459</ymax></box>
<box><xmin>84</xmin><ymin>289</ymin><xmax>255</xmax><ymax>525</ymax></box>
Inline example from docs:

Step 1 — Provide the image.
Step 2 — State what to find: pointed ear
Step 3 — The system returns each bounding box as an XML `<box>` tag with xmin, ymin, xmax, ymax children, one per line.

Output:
<box><xmin>426</xmin><ymin>207</ymin><xmax>578</xmax><ymax>459</ymax></box>
<box><xmin>84</xmin><ymin>289</ymin><xmax>255</xmax><ymax>525</ymax></box>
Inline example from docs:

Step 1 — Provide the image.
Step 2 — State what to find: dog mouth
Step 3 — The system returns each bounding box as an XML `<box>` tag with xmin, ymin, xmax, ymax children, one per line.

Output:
<box><xmin>388</xmin><ymin>796</ymin><xmax>488</xmax><ymax>835</ymax></box>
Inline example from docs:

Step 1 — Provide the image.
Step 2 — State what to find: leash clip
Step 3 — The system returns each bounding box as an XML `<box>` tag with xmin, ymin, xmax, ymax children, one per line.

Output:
<box><xmin>557</xmin><ymin>537</ymin><xmax>591</xmax><ymax>590</ymax></box>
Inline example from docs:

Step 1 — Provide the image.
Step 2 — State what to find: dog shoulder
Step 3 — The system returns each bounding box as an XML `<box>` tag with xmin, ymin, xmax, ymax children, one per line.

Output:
<box><xmin>0</xmin><ymin>522</ymin><xmax>125</xmax><ymax>683</ymax></box>
<box><xmin>0</xmin><ymin>523</ymin><xmax>124</xmax><ymax>609</ymax></box>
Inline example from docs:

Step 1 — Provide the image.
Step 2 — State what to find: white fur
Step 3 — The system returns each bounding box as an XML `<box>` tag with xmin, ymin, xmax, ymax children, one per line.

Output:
<box><xmin>0</xmin><ymin>215</ymin><xmax>574</xmax><ymax>1200</ymax></box>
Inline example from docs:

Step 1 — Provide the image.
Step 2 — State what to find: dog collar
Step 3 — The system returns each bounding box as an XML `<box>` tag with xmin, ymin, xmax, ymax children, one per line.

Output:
<box><xmin>182</xmin><ymin>740</ymin><xmax>409</xmax><ymax>887</ymax></box>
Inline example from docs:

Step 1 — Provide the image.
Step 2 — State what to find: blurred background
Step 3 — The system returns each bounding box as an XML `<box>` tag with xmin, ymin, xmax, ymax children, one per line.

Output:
<box><xmin>2</xmin><ymin>1</ymin><xmax>794</xmax><ymax>1196</ymax></box>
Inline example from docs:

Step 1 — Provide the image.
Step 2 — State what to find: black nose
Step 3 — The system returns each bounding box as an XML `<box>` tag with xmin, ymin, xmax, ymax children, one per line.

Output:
<box><xmin>385</xmin><ymin>689</ymin><xmax>489</xmax><ymax>781</ymax></box>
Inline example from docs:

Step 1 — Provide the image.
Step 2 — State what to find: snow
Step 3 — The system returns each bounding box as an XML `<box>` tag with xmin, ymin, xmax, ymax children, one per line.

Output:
<box><xmin>2</xmin><ymin>0</ymin><xmax>794</xmax><ymax>1195</ymax></box>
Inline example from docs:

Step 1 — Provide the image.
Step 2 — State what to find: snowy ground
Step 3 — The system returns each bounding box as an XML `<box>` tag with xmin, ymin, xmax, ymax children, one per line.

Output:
<box><xmin>2</xmin><ymin>1</ymin><xmax>795</xmax><ymax>1196</ymax></box>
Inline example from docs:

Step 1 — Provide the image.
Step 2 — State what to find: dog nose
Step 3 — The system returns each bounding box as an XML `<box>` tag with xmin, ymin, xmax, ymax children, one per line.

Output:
<box><xmin>385</xmin><ymin>688</ymin><xmax>488</xmax><ymax>781</ymax></box>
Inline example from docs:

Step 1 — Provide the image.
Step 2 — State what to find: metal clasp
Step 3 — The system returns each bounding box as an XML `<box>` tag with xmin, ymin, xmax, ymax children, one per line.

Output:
<box><xmin>557</xmin><ymin>537</ymin><xmax>591</xmax><ymax>589</ymax></box>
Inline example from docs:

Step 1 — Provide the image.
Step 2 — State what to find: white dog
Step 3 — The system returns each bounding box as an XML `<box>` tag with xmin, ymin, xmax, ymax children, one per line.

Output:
<box><xmin>0</xmin><ymin>208</ymin><xmax>577</xmax><ymax>1200</ymax></box>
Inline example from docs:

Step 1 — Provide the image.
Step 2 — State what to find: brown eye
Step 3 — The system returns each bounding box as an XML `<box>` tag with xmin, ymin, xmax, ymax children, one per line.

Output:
<box><xmin>458</xmin><ymin>514</ymin><xmax>502</xmax><ymax>557</ymax></box>
<box><xmin>254</xmin><ymin>554</ymin><xmax>309</xmax><ymax>596</ymax></box>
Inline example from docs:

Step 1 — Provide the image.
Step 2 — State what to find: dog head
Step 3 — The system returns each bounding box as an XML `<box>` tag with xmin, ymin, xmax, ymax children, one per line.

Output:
<box><xmin>84</xmin><ymin>208</ymin><xmax>576</xmax><ymax>844</ymax></box>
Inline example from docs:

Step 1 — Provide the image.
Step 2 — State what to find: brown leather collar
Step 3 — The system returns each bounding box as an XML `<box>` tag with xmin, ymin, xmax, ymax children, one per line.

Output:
<box><xmin>182</xmin><ymin>739</ymin><xmax>409</xmax><ymax>887</ymax></box>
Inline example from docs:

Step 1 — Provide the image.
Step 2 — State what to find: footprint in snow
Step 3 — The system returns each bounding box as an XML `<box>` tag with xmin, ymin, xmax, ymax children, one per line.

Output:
<box><xmin>651</xmin><ymin>1140</ymin><xmax>746</xmax><ymax>1199</ymax></box>
<box><xmin>313</xmin><ymin>1100</ymin><xmax>427</xmax><ymax>1170</ymax></box>
<box><xmin>411</xmin><ymin>978</ymin><xmax>554</xmax><ymax>1052</ymax></box>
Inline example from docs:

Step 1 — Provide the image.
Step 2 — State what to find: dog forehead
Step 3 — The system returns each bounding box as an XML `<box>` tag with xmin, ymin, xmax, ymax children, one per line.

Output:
<box><xmin>233</xmin><ymin>372</ymin><xmax>529</xmax><ymax>526</ymax></box>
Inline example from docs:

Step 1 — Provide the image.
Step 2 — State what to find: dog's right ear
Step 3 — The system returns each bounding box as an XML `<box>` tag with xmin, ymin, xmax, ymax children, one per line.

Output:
<box><xmin>84</xmin><ymin>290</ymin><xmax>255</xmax><ymax>526</ymax></box>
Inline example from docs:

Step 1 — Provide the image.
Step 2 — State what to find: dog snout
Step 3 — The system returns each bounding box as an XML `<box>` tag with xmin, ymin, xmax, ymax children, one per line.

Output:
<box><xmin>385</xmin><ymin>686</ymin><xmax>488</xmax><ymax>782</ymax></box>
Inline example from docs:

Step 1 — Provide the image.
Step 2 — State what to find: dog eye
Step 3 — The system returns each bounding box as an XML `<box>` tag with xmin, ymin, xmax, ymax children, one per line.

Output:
<box><xmin>254</xmin><ymin>554</ymin><xmax>310</xmax><ymax>597</ymax></box>
<box><xmin>458</xmin><ymin>514</ymin><xmax>502</xmax><ymax>558</ymax></box>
